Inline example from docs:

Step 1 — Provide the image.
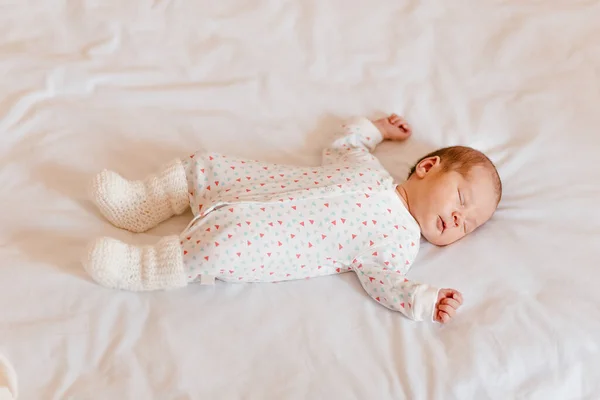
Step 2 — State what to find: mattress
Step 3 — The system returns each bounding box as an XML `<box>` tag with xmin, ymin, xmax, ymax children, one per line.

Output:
<box><xmin>1</xmin><ymin>1</ymin><xmax>599</xmax><ymax>399</ymax></box>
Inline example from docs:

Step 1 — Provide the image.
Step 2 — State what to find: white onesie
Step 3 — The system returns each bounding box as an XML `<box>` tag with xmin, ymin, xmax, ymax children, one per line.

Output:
<box><xmin>177</xmin><ymin>118</ymin><xmax>439</xmax><ymax>321</ymax></box>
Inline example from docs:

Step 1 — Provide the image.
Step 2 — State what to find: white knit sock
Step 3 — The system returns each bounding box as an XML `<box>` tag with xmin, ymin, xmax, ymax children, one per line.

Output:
<box><xmin>90</xmin><ymin>159</ymin><xmax>189</xmax><ymax>233</ymax></box>
<box><xmin>83</xmin><ymin>235</ymin><xmax>189</xmax><ymax>291</ymax></box>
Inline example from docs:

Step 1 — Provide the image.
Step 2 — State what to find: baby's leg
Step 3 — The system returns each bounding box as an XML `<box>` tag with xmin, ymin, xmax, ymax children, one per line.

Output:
<box><xmin>90</xmin><ymin>159</ymin><xmax>189</xmax><ymax>233</ymax></box>
<box><xmin>83</xmin><ymin>235</ymin><xmax>189</xmax><ymax>291</ymax></box>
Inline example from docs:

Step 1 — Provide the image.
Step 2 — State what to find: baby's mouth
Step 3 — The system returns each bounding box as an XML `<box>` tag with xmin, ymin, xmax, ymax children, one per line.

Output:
<box><xmin>438</xmin><ymin>216</ymin><xmax>446</xmax><ymax>233</ymax></box>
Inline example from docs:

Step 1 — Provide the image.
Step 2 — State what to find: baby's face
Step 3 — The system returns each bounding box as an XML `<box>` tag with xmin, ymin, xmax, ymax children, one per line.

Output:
<box><xmin>409</xmin><ymin>163</ymin><xmax>498</xmax><ymax>246</ymax></box>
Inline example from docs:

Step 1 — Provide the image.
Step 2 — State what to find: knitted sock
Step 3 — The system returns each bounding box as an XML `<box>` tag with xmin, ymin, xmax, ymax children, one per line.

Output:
<box><xmin>83</xmin><ymin>235</ymin><xmax>188</xmax><ymax>291</ymax></box>
<box><xmin>90</xmin><ymin>159</ymin><xmax>189</xmax><ymax>233</ymax></box>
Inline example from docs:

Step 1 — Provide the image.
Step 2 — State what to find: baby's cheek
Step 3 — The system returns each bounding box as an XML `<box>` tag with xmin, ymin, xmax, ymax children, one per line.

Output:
<box><xmin>421</xmin><ymin>229</ymin><xmax>441</xmax><ymax>246</ymax></box>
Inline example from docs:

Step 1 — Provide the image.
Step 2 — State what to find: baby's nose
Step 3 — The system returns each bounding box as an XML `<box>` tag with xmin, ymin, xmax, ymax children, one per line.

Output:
<box><xmin>453</xmin><ymin>212</ymin><xmax>463</xmax><ymax>227</ymax></box>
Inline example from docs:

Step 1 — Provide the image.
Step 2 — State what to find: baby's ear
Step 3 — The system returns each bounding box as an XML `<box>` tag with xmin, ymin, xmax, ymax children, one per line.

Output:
<box><xmin>415</xmin><ymin>156</ymin><xmax>440</xmax><ymax>177</ymax></box>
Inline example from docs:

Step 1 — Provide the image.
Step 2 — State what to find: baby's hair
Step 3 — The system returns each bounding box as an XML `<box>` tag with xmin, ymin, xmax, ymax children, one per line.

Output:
<box><xmin>408</xmin><ymin>146</ymin><xmax>502</xmax><ymax>204</ymax></box>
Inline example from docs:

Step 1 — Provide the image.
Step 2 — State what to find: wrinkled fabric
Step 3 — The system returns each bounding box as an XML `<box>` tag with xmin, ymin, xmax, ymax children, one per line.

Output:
<box><xmin>1</xmin><ymin>0</ymin><xmax>599</xmax><ymax>398</ymax></box>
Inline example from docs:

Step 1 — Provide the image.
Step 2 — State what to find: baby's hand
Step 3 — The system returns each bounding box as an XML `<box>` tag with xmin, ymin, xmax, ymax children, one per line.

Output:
<box><xmin>373</xmin><ymin>114</ymin><xmax>412</xmax><ymax>141</ymax></box>
<box><xmin>434</xmin><ymin>288</ymin><xmax>463</xmax><ymax>324</ymax></box>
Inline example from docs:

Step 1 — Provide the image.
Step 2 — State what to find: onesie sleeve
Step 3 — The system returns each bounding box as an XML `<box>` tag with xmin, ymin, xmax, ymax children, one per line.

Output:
<box><xmin>351</xmin><ymin>245</ymin><xmax>439</xmax><ymax>322</ymax></box>
<box><xmin>321</xmin><ymin>117</ymin><xmax>384</xmax><ymax>165</ymax></box>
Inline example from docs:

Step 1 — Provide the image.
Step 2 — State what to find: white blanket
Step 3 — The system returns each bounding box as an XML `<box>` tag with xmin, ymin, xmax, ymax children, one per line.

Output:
<box><xmin>1</xmin><ymin>1</ymin><xmax>599</xmax><ymax>398</ymax></box>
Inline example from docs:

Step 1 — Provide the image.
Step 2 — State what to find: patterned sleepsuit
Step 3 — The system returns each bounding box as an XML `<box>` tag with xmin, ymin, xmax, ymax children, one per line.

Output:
<box><xmin>177</xmin><ymin>118</ymin><xmax>439</xmax><ymax>322</ymax></box>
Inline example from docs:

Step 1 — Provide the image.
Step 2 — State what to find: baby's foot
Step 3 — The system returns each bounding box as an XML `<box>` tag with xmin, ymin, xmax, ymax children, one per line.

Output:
<box><xmin>83</xmin><ymin>235</ymin><xmax>188</xmax><ymax>291</ymax></box>
<box><xmin>90</xmin><ymin>159</ymin><xmax>189</xmax><ymax>232</ymax></box>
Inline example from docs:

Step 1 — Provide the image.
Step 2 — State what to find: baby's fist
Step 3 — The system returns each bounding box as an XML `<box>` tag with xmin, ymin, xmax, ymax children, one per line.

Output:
<box><xmin>434</xmin><ymin>288</ymin><xmax>463</xmax><ymax>324</ymax></box>
<box><xmin>373</xmin><ymin>114</ymin><xmax>412</xmax><ymax>141</ymax></box>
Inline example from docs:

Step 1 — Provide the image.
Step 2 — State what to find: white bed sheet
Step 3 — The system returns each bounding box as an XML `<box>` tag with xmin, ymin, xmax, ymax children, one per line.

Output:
<box><xmin>1</xmin><ymin>1</ymin><xmax>600</xmax><ymax>399</ymax></box>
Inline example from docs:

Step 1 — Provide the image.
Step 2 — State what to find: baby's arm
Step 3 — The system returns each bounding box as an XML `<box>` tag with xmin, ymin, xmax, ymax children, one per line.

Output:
<box><xmin>352</xmin><ymin>246</ymin><xmax>462</xmax><ymax>322</ymax></box>
<box><xmin>354</xmin><ymin>263</ymin><xmax>439</xmax><ymax>322</ymax></box>
<box><xmin>321</xmin><ymin>114</ymin><xmax>411</xmax><ymax>165</ymax></box>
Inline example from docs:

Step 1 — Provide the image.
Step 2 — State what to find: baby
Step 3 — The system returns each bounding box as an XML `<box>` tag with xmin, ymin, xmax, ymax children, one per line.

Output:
<box><xmin>84</xmin><ymin>114</ymin><xmax>501</xmax><ymax>324</ymax></box>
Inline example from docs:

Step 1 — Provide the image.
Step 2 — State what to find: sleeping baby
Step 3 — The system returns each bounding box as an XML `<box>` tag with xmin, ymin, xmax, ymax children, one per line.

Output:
<box><xmin>83</xmin><ymin>114</ymin><xmax>502</xmax><ymax>324</ymax></box>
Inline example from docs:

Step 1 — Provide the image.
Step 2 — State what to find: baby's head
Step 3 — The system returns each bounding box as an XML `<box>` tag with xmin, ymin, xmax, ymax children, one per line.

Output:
<box><xmin>402</xmin><ymin>146</ymin><xmax>502</xmax><ymax>246</ymax></box>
